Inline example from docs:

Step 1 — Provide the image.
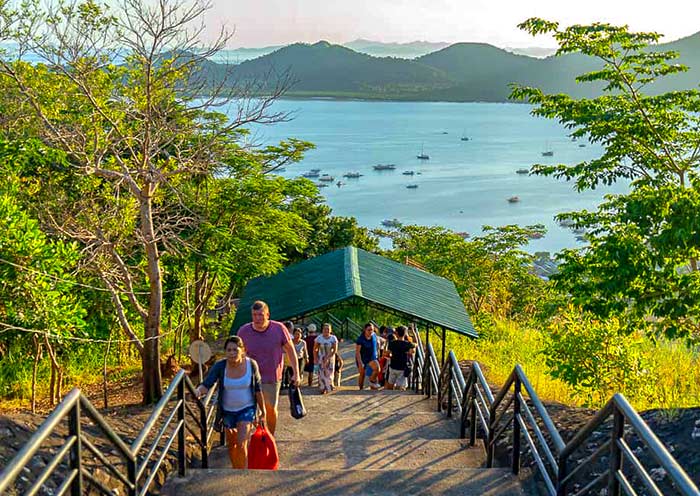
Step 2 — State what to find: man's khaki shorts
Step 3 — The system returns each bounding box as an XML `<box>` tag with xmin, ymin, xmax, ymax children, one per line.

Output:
<box><xmin>261</xmin><ymin>381</ymin><xmax>281</xmax><ymax>411</ymax></box>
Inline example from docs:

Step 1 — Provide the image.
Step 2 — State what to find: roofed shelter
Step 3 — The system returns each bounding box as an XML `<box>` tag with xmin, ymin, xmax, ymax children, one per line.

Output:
<box><xmin>230</xmin><ymin>246</ymin><xmax>477</xmax><ymax>363</ymax></box>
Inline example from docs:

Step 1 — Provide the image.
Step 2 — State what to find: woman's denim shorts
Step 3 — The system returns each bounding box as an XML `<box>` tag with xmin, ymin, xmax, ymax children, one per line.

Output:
<box><xmin>221</xmin><ymin>405</ymin><xmax>256</xmax><ymax>428</ymax></box>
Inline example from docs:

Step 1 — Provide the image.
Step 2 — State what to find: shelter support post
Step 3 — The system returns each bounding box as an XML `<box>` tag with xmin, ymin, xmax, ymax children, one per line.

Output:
<box><xmin>441</xmin><ymin>327</ymin><xmax>446</xmax><ymax>366</ymax></box>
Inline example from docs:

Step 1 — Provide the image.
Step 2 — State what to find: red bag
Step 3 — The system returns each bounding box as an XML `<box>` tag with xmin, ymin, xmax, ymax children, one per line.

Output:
<box><xmin>248</xmin><ymin>425</ymin><xmax>279</xmax><ymax>470</ymax></box>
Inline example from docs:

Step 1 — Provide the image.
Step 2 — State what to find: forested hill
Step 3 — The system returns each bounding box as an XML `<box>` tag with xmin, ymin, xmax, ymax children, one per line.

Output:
<box><xmin>224</xmin><ymin>41</ymin><xmax>452</xmax><ymax>95</ymax></box>
<box><xmin>214</xmin><ymin>33</ymin><xmax>700</xmax><ymax>102</ymax></box>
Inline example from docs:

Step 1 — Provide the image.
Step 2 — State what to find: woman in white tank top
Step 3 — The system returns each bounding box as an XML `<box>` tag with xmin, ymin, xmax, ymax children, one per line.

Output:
<box><xmin>196</xmin><ymin>336</ymin><xmax>266</xmax><ymax>469</ymax></box>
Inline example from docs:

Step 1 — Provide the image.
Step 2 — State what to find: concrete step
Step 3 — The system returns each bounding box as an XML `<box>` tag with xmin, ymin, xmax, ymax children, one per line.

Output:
<box><xmin>207</xmin><ymin>438</ymin><xmax>486</xmax><ymax>470</ymax></box>
<box><xmin>163</xmin><ymin>468</ymin><xmax>525</xmax><ymax>496</ymax></box>
<box><xmin>286</xmin><ymin>387</ymin><xmax>440</xmax><ymax>414</ymax></box>
<box><xmin>273</xmin><ymin>411</ymin><xmax>459</xmax><ymax>441</ymax></box>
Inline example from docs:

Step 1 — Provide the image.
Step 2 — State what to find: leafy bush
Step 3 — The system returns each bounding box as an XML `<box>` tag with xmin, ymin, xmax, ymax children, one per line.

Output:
<box><xmin>542</xmin><ymin>307</ymin><xmax>657</xmax><ymax>407</ymax></box>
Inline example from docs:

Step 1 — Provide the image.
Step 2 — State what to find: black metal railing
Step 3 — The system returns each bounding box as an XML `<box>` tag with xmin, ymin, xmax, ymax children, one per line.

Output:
<box><xmin>486</xmin><ymin>365</ymin><xmax>565</xmax><ymax>496</ymax></box>
<box><xmin>556</xmin><ymin>394</ymin><xmax>699</xmax><ymax>496</ymax></box>
<box><xmin>344</xmin><ymin>317</ymin><xmax>363</xmax><ymax>341</ymax></box>
<box><xmin>415</xmin><ymin>334</ymin><xmax>700</xmax><ymax>496</ymax></box>
<box><xmin>0</xmin><ymin>369</ymin><xmax>218</xmax><ymax>496</ymax></box>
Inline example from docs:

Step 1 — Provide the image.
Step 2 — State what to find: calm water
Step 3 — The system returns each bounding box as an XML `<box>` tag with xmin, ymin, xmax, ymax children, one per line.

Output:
<box><xmin>244</xmin><ymin>99</ymin><xmax>626</xmax><ymax>254</ymax></box>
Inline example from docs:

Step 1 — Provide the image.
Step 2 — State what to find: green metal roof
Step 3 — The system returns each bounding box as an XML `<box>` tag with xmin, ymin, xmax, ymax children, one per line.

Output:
<box><xmin>230</xmin><ymin>246</ymin><xmax>477</xmax><ymax>338</ymax></box>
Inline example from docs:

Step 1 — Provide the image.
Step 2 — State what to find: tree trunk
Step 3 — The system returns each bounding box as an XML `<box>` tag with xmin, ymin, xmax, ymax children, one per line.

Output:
<box><xmin>193</xmin><ymin>265</ymin><xmax>204</xmax><ymax>342</ymax></box>
<box><xmin>141</xmin><ymin>193</ymin><xmax>163</xmax><ymax>404</ymax></box>
<box><xmin>103</xmin><ymin>330</ymin><xmax>112</xmax><ymax>408</ymax></box>
<box><xmin>31</xmin><ymin>335</ymin><xmax>41</xmax><ymax>414</ymax></box>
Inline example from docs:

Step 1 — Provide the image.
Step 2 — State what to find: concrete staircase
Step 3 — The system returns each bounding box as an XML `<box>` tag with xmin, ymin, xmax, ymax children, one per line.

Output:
<box><xmin>162</xmin><ymin>342</ymin><xmax>526</xmax><ymax>496</ymax></box>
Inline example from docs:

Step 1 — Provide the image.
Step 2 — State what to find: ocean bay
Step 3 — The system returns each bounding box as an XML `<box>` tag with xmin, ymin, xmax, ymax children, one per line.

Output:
<box><xmin>245</xmin><ymin>99</ymin><xmax>627</xmax><ymax>253</ymax></box>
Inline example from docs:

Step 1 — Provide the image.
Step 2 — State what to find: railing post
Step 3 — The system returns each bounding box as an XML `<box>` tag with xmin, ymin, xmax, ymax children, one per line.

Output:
<box><xmin>424</xmin><ymin>359</ymin><xmax>431</xmax><ymax>398</ymax></box>
<box><xmin>469</xmin><ymin>389</ymin><xmax>477</xmax><ymax>446</ymax></box>
<box><xmin>127</xmin><ymin>455</ymin><xmax>137</xmax><ymax>496</ymax></box>
<box><xmin>446</xmin><ymin>375</ymin><xmax>453</xmax><ymax>418</ymax></box>
<box><xmin>512</xmin><ymin>377</ymin><xmax>521</xmax><ymax>475</ymax></box>
<box><xmin>608</xmin><ymin>408</ymin><xmax>625</xmax><ymax>496</ymax></box>
<box><xmin>177</xmin><ymin>380</ymin><xmax>186</xmax><ymax>477</ymax></box>
<box><xmin>487</xmin><ymin>400</ymin><xmax>496</xmax><ymax>467</ymax></box>
<box><xmin>460</xmin><ymin>383</ymin><xmax>469</xmax><ymax>439</ymax></box>
<box><xmin>556</xmin><ymin>455</ymin><xmax>568</xmax><ymax>496</ymax></box>
<box><xmin>68</xmin><ymin>401</ymin><xmax>83</xmax><ymax>496</ymax></box>
<box><xmin>200</xmin><ymin>399</ymin><xmax>209</xmax><ymax>469</ymax></box>
<box><xmin>437</xmin><ymin>366</ymin><xmax>443</xmax><ymax>412</ymax></box>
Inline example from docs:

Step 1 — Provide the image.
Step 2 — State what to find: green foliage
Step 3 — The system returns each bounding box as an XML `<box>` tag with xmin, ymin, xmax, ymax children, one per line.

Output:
<box><xmin>385</xmin><ymin>223</ymin><xmax>549</xmax><ymax>321</ymax></box>
<box><xmin>541</xmin><ymin>307</ymin><xmax>656</xmax><ymax>406</ymax></box>
<box><xmin>282</xmin><ymin>182</ymin><xmax>379</xmax><ymax>263</ymax></box>
<box><xmin>512</xmin><ymin>20</ymin><xmax>700</xmax><ymax>340</ymax></box>
<box><xmin>0</xmin><ymin>157</ymin><xmax>86</xmax><ymax>340</ymax></box>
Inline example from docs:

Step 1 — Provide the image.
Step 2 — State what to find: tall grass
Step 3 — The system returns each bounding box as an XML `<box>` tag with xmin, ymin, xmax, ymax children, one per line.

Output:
<box><xmin>445</xmin><ymin>319</ymin><xmax>700</xmax><ymax>411</ymax></box>
<box><xmin>447</xmin><ymin>320</ymin><xmax>578</xmax><ymax>405</ymax></box>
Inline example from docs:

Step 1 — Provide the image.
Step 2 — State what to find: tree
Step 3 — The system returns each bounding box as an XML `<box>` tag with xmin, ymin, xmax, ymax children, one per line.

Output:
<box><xmin>0</xmin><ymin>144</ymin><xmax>86</xmax><ymax>408</ymax></box>
<box><xmin>0</xmin><ymin>0</ymin><xmax>292</xmax><ymax>402</ymax></box>
<box><xmin>385</xmin><ymin>224</ymin><xmax>546</xmax><ymax>321</ymax></box>
<box><xmin>282</xmin><ymin>183</ymin><xmax>379</xmax><ymax>263</ymax></box>
<box><xmin>175</xmin><ymin>143</ymin><xmax>314</xmax><ymax>343</ymax></box>
<box><xmin>512</xmin><ymin>20</ymin><xmax>700</xmax><ymax>339</ymax></box>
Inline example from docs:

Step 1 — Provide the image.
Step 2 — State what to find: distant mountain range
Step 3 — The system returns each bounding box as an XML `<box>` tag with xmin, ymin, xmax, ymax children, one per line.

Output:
<box><xmin>215</xmin><ymin>39</ymin><xmax>454</xmax><ymax>63</ymax></box>
<box><xmin>205</xmin><ymin>33</ymin><xmax>700</xmax><ymax>102</ymax></box>
<box><xmin>343</xmin><ymin>39</ymin><xmax>451</xmax><ymax>58</ymax></box>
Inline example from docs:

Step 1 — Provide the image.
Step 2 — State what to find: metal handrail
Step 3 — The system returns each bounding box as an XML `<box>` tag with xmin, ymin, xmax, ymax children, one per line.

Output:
<box><xmin>411</xmin><ymin>329</ymin><xmax>697</xmax><ymax>496</ymax></box>
<box><xmin>344</xmin><ymin>317</ymin><xmax>363</xmax><ymax>340</ymax></box>
<box><xmin>556</xmin><ymin>394</ymin><xmax>700</xmax><ymax>496</ymax></box>
<box><xmin>0</xmin><ymin>368</ymin><xmax>218</xmax><ymax>496</ymax></box>
<box><xmin>486</xmin><ymin>365</ymin><xmax>565</xmax><ymax>495</ymax></box>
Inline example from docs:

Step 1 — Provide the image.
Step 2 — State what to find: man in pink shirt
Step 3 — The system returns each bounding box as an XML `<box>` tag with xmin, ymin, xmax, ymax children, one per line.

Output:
<box><xmin>237</xmin><ymin>300</ymin><xmax>300</xmax><ymax>434</ymax></box>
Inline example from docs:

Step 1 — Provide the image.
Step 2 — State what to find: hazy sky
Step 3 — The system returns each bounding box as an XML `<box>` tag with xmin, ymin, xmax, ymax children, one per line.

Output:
<box><xmin>205</xmin><ymin>0</ymin><xmax>699</xmax><ymax>48</ymax></box>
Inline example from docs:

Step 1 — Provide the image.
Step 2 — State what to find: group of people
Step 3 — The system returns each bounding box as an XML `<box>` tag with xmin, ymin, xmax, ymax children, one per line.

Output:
<box><xmin>283</xmin><ymin>322</ymin><xmax>343</xmax><ymax>394</ymax></box>
<box><xmin>195</xmin><ymin>300</ymin><xmax>416</xmax><ymax>470</ymax></box>
<box><xmin>355</xmin><ymin>322</ymin><xmax>416</xmax><ymax>391</ymax></box>
<box><xmin>195</xmin><ymin>300</ymin><xmax>300</xmax><ymax>469</ymax></box>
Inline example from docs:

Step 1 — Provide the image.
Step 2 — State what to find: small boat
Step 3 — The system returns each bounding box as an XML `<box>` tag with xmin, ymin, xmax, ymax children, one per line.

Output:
<box><xmin>507</xmin><ymin>196</ymin><xmax>520</xmax><ymax>203</ymax></box>
<box><xmin>402</xmin><ymin>170</ymin><xmax>415</xmax><ymax>175</ymax></box>
<box><xmin>558</xmin><ymin>218</ymin><xmax>575</xmax><ymax>228</ymax></box>
<box><xmin>336</xmin><ymin>181</ymin><xmax>345</xmax><ymax>187</ymax></box>
<box><xmin>441</xmin><ymin>131</ymin><xmax>449</xmax><ymax>135</ymax></box>
<box><xmin>456</xmin><ymin>231</ymin><xmax>470</xmax><ymax>239</ymax></box>
<box><xmin>381</xmin><ymin>218</ymin><xmax>402</xmax><ymax>228</ymax></box>
<box><xmin>515</xmin><ymin>168</ymin><xmax>529</xmax><ymax>175</ymax></box>
<box><xmin>373</xmin><ymin>164</ymin><xmax>397</xmax><ymax>171</ymax></box>
<box><xmin>406</xmin><ymin>184</ymin><xmax>418</xmax><ymax>189</ymax></box>
<box><xmin>310</xmin><ymin>168</ymin><xmax>321</xmax><ymax>172</ymax></box>
<box><xmin>417</xmin><ymin>144</ymin><xmax>430</xmax><ymax>160</ymax></box>
<box><xmin>460</xmin><ymin>136</ymin><xmax>469</xmax><ymax>141</ymax></box>
<box><xmin>578</xmin><ymin>144</ymin><xmax>586</xmax><ymax>148</ymax></box>
<box><xmin>318</xmin><ymin>175</ymin><xmax>334</xmax><ymax>182</ymax></box>
<box><xmin>302</xmin><ymin>171</ymin><xmax>320</xmax><ymax>178</ymax></box>
<box><xmin>315</xmin><ymin>182</ymin><xmax>329</xmax><ymax>188</ymax></box>
<box><xmin>343</xmin><ymin>172</ymin><xmax>363</xmax><ymax>178</ymax></box>
<box><xmin>527</xmin><ymin>232</ymin><xmax>544</xmax><ymax>239</ymax></box>
<box><xmin>542</xmin><ymin>141</ymin><xmax>554</xmax><ymax>156</ymax></box>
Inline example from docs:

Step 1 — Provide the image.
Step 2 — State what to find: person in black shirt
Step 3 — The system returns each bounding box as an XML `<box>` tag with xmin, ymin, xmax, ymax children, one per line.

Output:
<box><xmin>386</xmin><ymin>326</ymin><xmax>415</xmax><ymax>390</ymax></box>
